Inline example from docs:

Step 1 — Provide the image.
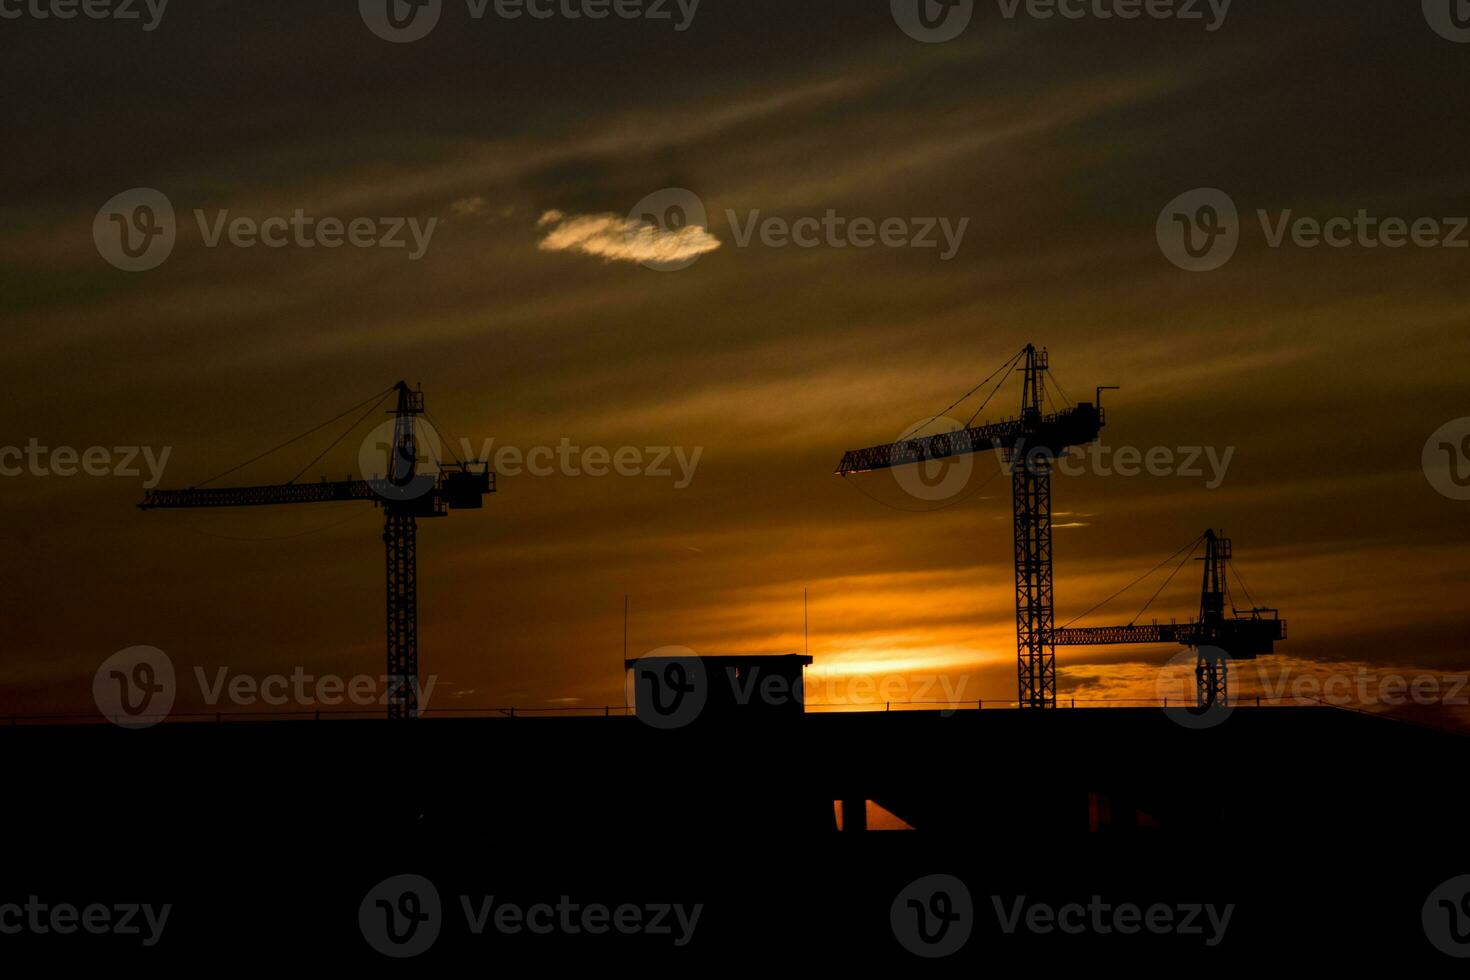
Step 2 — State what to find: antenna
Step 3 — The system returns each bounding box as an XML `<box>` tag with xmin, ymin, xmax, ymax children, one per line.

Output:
<box><xmin>622</xmin><ymin>594</ymin><xmax>629</xmax><ymax>714</ymax></box>
<box><xmin>804</xmin><ymin>588</ymin><xmax>809</xmax><ymax>657</ymax></box>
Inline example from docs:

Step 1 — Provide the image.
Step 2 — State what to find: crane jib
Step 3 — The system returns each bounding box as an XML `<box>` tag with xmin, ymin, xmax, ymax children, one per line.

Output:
<box><xmin>138</xmin><ymin>468</ymin><xmax>493</xmax><ymax>513</ymax></box>
<box><xmin>138</xmin><ymin>480</ymin><xmax>378</xmax><ymax>509</ymax></box>
<box><xmin>835</xmin><ymin>403</ymin><xmax>1105</xmax><ymax>476</ymax></box>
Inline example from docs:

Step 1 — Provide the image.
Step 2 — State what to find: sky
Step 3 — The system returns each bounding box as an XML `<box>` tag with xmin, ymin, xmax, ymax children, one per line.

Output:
<box><xmin>2</xmin><ymin>1</ymin><xmax>1468</xmax><ymax>723</ymax></box>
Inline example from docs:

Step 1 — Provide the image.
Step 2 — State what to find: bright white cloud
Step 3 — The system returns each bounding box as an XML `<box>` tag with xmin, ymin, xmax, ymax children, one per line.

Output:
<box><xmin>536</xmin><ymin>209</ymin><xmax>721</xmax><ymax>266</ymax></box>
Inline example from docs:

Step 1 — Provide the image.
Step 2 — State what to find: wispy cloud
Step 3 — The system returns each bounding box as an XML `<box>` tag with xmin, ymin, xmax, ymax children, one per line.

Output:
<box><xmin>451</xmin><ymin>195</ymin><xmax>488</xmax><ymax>216</ymax></box>
<box><xmin>537</xmin><ymin>209</ymin><xmax>721</xmax><ymax>266</ymax></box>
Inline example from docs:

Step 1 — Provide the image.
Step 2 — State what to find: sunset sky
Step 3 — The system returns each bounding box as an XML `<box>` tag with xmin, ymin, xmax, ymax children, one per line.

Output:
<box><xmin>3</xmin><ymin>1</ymin><xmax>1468</xmax><ymax>720</ymax></box>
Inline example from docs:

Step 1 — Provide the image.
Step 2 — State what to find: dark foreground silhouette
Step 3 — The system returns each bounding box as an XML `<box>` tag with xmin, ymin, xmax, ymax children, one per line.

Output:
<box><xmin>4</xmin><ymin>706</ymin><xmax>1464</xmax><ymax>966</ymax></box>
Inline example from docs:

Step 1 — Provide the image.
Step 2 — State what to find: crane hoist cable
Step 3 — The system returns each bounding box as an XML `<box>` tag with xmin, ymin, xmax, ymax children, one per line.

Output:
<box><xmin>963</xmin><ymin>351</ymin><xmax>1024</xmax><ymax>430</ymax></box>
<box><xmin>1130</xmin><ymin>535</ymin><xmax>1205</xmax><ymax>626</ymax></box>
<box><xmin>1058</xmin><ymin>532</ymin><xmax>1206</xmax><ymax>629</ymax></box>
<box><xmin>422</xmin><ymin>409</ymin><xmax>467</xmax><ymax>467</ymax></box>
<box><xmin>1047</xmin><ymin>367</ymin><xmax>1076</xmax><ymax>409</ymax></box>
<box><xmin>1230</xmin><ymin>559</ymin><xmax>1263</xmax><ymax>610</ymax></box>
<box><xmin>288</xmin><ymin>390</ymin><xmax>398</xmax><ymax>485</ymax></box>
<box><xmin>910</xmin><ymin>345</ymin><xmax>1027</xmax><ymax>439</ymax></box>
<box><xmin>1041</xmin><ymin>373</ymin><xmax>1071</xmax><ymax>413</ymax></box>
<box><xmin>193</xmin><ymin>384</ymin><xmax>398</xmax><ymax>489</ymax></box>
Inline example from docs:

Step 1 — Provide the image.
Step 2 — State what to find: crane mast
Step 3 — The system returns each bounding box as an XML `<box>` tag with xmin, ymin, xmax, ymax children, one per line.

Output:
<box><xmin>1013</xmin><ymin>345</ymin><xmax>1056</xmax><ymax>709</ymax></box>
<box><xmin>1195</xmin><ymin>530</ymin><xmax>1230</xmax><ymax>708</ymax></box>
<box><xmin>139</xmin><ymin>381</ymin><xmax>493</xmax><ymax>719</ymax></box>
<box><xmin>1053</xmin><ymin>530</ymin><xmax>1286</xmax><ymax>708</ymax></box>
<box><xmin>838</xmin><ymin>344</ymin><xmax>1107</xmax><ymax>709</ymax></box>
<box><xmin>384</xmin><ymin>381</ymin><xmax>427</xmax><ymax>720</ymax></box>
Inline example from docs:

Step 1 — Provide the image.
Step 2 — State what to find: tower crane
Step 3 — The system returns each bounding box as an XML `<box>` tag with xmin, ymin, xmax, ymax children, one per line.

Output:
<box><xmin>1053</xmin><ymin>530</ymin><xmax>1286</xmax><ymax>708</ymax></box>
<box><xmin>138</xmin><ymin>381</ymin><xmax>493</xmax><ymax>719</ymax></box>
<box><xmin>837</xmin><ymin>344</ymin><xmax>1111</xmax><ymax>709</ymax></box>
